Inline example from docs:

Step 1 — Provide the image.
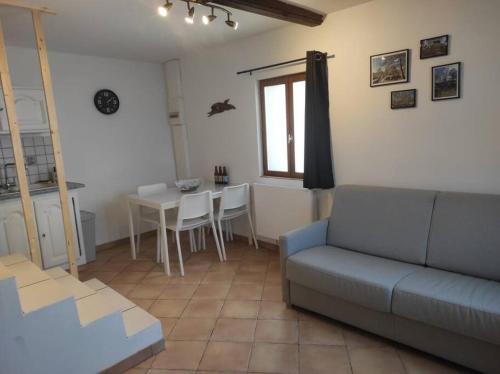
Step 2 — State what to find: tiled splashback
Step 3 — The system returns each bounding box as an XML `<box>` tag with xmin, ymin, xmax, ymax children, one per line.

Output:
<box><xmin>0</xmin><ymin>135</ymin><xmax>55</xmax><ymax>186</ymax></box>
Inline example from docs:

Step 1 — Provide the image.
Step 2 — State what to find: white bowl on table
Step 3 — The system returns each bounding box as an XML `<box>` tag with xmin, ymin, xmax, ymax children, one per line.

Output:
<box><xmin>175</xmin><ymin>178</ymin><xmax>201</xmax><ymax>192</ymax></box>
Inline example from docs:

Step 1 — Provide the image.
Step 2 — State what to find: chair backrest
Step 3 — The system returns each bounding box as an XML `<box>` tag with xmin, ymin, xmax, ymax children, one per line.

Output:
<box><xmin>137</xmin><ymin>183</ymin><xmax>167</xmax><ymax>197</ymax></box>
<box><xmin>177</xmin><ymin>190</ymin><xmax>213</xmax><ymax>228</ymax></box>
<box><xmin>219</xmin><ymin>183</ymin><xmax>249</xmax><ymax>218</ymax></box>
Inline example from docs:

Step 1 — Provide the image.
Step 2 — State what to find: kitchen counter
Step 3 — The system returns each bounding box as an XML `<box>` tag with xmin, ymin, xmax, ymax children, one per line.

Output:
<box><xmin>0</xmin><ymin>182</ymin><xmax>85</xmax><ymax>201</ymax></box>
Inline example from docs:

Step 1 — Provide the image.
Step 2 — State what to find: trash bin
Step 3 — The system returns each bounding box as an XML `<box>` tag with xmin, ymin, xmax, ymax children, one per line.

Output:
<box><xmin>80</xmin><ymin>210</ymin><xmax>96</xmax><ymax>262</ymax></box>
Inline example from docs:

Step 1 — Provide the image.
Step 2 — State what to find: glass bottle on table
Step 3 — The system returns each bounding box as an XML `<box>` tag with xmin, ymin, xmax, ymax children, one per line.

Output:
<box><xmin>222</xmin><ymin>166</ymin><xmax>229</xmax><ymax>185</ymax></box>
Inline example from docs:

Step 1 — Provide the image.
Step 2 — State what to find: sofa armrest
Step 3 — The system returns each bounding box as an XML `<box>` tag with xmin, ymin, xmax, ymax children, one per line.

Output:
<box><xmin>279</xmin><ymin>219</ymin><xmax>329</xmax><ymax>259</ymax></box>
<box><xmin>279</xmin><ymin>219</ymin><xmax>328</xmax><ymax>305</ymax></box>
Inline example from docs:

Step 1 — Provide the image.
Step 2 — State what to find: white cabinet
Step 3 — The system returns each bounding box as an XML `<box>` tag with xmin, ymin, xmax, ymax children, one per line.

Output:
<box><xmin>34</xmin><ymin>194</ymin><xmax>84</xmax><ymax>269</ymax></box>
<box><xmin>0</xmin><ymin>191</ymin><xmax>86</xmax><ymax>268</ymax></box>
<box><xmin>0</xmin><ymin>201</ymin><xmax>31</xmax><ymax>259</ymax></box>
<box><xmin>0</xmin><ymin>87</ymin><xmax>49</xmax><ymax>133</ymax></box>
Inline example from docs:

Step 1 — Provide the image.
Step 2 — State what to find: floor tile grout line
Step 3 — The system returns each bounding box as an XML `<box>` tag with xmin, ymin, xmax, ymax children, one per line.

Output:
<box><xmin>297</xmin><ymin>316</ymin><xmax>302</xmax><ymax>374</ymax></box>
<box><xmin>395</xmin><ymin>347</ymin><xmax>409</xmax><ymax>374</ymax></box>
<box><xmin>194</xmin><ymin>339</ymin><xmax>210</xmax><ymax>372</ymax></box>
<box><xmin>198</xmin><ymin>274</ymin><xmax>230</xmax><ymax>371</ymax></box>
<box><xmin>341</xmin><ymin>327</ymin><xmax>355</xmax><ymax>374</ymax></box>
<box><xmin>247</xmin><ymin>299</ymin><xmax>262</xmax><ymax>373</ymax></box>
<box><xmin>198</xmin><ymin>242</ymin><xmax>267</xmax><ymax>372</ymax></box>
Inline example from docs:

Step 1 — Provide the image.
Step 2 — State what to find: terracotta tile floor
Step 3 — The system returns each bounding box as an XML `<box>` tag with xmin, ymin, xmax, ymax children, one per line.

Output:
<box><xmin>79</xmin><ymin>233</ymin><xmax>472</xmax><ymax>374</ymax></box>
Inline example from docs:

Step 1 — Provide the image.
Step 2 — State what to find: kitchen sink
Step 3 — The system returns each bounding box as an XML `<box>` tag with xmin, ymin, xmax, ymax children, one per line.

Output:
<box><xmin>0</xmin><ymin>186</ymin><xmax>19</xmax><ymax>194</ymax></box>
<box><xmin>0</xmin><ymin>181</ymin><xmax>58</xmax><ymax>195</ymax></box>
<box><xmin>30</xmin><ymin>181</ymin><xmax>58</xmax><ymax>190</ymax></box>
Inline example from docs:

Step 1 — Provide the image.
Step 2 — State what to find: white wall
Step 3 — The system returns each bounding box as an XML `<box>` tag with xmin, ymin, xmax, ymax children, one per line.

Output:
<box><xmin>180</xmin><ymin>0</ymin><xmax>500</xmax><ymax>204</ymax></box>
<box><xmin>5</xmin><ymin>47</ymin><xmax>176</xmax><ymax>245</ymax></box>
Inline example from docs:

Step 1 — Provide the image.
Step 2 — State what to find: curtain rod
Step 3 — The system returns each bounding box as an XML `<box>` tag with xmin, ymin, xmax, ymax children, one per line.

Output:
<box><xmin>237</xmin><ymin>53</ymin><xmax>335</xmax><ymax>75</ymax></box>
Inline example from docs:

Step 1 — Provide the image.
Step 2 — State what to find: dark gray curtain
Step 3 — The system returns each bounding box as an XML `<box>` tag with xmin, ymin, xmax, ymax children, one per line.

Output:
<box><xmin>303</xmin><ymin>51</ymin><xmax>335</xmax><ymax>189</ymax></box>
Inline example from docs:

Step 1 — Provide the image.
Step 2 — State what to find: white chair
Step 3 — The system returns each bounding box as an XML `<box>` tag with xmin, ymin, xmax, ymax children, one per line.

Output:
<box><xmin>136</xmin><ymin>183</ymin><xmax>208</xmax><ymax>265</ymax></box>
<box><xmin>217</xmin><ymin>183</ymin><xmax>258</xmax><ymax>261</ymax></box>
<box><xmin>166</xmin><ymin>190</ymin><xmax>224</xmax><ymax>276</ymax></box>
<box><xmin>136</xmin><ymin>183</ymin><xmax>168</xmax><ymax>263</ymax></box>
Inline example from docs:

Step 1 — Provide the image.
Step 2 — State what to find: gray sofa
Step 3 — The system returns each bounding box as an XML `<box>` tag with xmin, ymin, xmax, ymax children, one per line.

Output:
<box><xmin>279</xmin><ymin>185</ymin><xmax>500</xmax><ymax>373</ymax></box>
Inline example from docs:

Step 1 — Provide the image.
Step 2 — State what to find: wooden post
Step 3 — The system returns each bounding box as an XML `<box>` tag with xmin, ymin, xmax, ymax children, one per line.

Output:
<box><xmin>0</xmin><ymin>20</ymin><xmax>43</xmax><ymax>268</ymax></box>
<box><xmin>0</xmin><ymin>0</ymin><xmax>55</xmax><ymax>14</ymax></box>
<box><xmin>32</xmin><ymin>10</ymin><xmax>78</xmax><ymax>278</ymax></box>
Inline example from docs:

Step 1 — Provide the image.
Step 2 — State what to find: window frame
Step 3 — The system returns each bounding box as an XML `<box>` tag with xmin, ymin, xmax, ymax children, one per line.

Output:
<box><xmin>259</xmin><ymin>72</ymin><xmax>306</xmax><ymax>179</ymax></box>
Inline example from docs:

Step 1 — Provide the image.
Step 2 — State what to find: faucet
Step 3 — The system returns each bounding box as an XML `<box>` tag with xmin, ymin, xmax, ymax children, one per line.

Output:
<box><xmin>3</xmin><ymin>163</ymin><xmax>17</xmax><ymax>189</ymax></box>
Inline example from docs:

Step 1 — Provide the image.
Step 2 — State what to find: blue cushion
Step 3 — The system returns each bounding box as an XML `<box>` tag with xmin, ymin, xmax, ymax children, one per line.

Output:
<box><xmin>328</xmin><ymin>185</ymin><xmax>436</xmax><ymax>265</ymax></box>
<box><xmin>286</xmin><ymin>245</ymin><xmax>421</xmax><ymax>313</ymax></box>
<box><xmin>393</xmin><ymin>267</ymin><xmax>500</xmax><ymax>345</ymax></box>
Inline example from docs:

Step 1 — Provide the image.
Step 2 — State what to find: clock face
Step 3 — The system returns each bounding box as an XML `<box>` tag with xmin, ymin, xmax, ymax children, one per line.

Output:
<box><xmin>94</xmin><ymin>89</ymin><xmax>119</xmax><ymax>115</ymax></box>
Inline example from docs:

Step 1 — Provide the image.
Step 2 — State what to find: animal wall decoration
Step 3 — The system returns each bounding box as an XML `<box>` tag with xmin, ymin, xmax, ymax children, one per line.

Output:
<box><xmin>208</xmin><ymin>99</ymin><xmax>236</xmax><ymax>117</ymax></box>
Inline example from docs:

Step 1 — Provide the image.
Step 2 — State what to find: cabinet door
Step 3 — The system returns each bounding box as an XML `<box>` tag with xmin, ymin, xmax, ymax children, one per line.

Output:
<box><xmin>0</xmin><ymin>202</ymin><xmax>31</xmax><ymax>258</ymax></box>
<box><xmin>34</xmin><ymin>196</ymin><xmax>80</xmax><ymax>268</ymax></box>
<box><xmin>0</xmin><ymin>88</ymin><xmax>49</xmax><ymax>132</ymax></box>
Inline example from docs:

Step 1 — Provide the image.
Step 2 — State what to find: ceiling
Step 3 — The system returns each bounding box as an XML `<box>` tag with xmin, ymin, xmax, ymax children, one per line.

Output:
<box><xmin>0</xmin><ymin>0</ymin><xmax>371</xmax><ymax>62</ymax></box>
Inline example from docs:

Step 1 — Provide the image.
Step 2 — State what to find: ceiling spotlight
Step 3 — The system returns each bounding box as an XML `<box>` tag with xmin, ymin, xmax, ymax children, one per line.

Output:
<box><xmin>185</xmin><ymin>2</ymin><xmax>195</xmax><ymax>24</ymax></box>
<box><xmin>158</xmin><ymin>0</ymin><xmax>173</xmax><ymax>17</ymax></box>
<box><xmin>202</xmin><ymin>7</ymin><xmax>217</xmax><ymax>25</ymax></box>
<box><xmin>225</xmin><ymin>13</ymin><xmax>238</xmax><ymax>30</ymax></box>
<box><xmin>158</xmin><ymin>6</ymin><xmax>167</xmax><ymax>17</ymax></box>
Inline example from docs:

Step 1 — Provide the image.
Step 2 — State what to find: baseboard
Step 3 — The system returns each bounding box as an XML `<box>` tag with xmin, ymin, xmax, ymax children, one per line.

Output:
<box><xmin>96</xmin><ymin>230</ymin><xmax>279</xmax><ymax>252</ymax></box>
<box><xmin>231</xmin><ymin>233</ymin><xmax>279</xmax><ymax>251</ymax></box>
<box><xmin>96</xmin><ymin>230</ymin><xmax>157</xmax><ymax>252</ymax></box>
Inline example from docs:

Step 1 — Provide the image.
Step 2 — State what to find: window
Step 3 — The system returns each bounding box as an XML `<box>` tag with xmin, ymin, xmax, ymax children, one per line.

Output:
<box><xmin>259</xmin><ymin>72</ymin><xmax>306</xmax><ymax>179</ymax></box>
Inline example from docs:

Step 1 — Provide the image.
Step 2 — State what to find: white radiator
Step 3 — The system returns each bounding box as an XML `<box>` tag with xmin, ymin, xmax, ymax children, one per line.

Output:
<box><xmin>252</xmin><ymin>183</ymin><xmax>315</xmax><ymax>242</ymax></box>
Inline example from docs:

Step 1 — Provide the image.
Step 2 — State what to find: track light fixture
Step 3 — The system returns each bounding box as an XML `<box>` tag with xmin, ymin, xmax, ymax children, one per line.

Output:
<box><xmin>225</xmin><ymin>13</ymin><xmax>238</xmax><ymax>30</ymax></box>
<box><xmin>184</xmin><ymin>1</ymin><xmax>195</xmax><ymax>24</ymax></box>
<box><xmin>157</xmin><ymin>0</ymin><xmax>238</xmax><ymax>30</ymax></box>
<box><xmin>202</xmin><ymin>7</ymin><xmax>217</xmax><ymax>25</ymax></box>
<box><xmin>158</xmin><ymin>0</ymin><xmax>173</xmax><ymax>17</ymax></box>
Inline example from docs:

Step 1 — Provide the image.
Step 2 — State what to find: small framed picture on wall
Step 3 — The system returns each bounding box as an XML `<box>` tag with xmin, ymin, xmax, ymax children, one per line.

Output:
<box><xmin>370</xmin><ymin>49</ymin><xmax>410</xmax><ymax>87</ymax></box>
<box><xmin>391</xmin><ymin>89</ymin><xmax>417</xmax><ymax>109</ymax></box>
<box><xmin>420</xmin><ymin>35</ymin><xmax>449</xmax><ymax>59</ymax></box>
<box><xmin>432</xmin><ymin>62</ymin><xmax>461</xmax><ymax>101</ymax></box>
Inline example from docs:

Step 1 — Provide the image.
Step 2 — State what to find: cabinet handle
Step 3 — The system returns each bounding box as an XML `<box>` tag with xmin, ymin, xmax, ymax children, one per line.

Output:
<box><xmin>42</xmin><ymin>233</ymin><xmax>46</xmax><ymax>238</ymax></box>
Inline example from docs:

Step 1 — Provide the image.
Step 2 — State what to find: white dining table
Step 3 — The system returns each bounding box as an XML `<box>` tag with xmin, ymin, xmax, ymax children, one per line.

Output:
<box><xmin>127</xmin><ymin>182</ymin><xmax>229</xmax><ymax>275</ymax></box>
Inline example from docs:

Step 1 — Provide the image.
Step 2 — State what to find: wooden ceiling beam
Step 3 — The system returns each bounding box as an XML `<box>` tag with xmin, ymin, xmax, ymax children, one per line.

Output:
<box><xmin>209</xmin><ymin>0</ymin><xmax>325</xmax><ymax>27</ymax></box>
<box><xmin>0</xmin><ymin>0</ymin><xmax>56</xmax><ymax>15</ymax></box>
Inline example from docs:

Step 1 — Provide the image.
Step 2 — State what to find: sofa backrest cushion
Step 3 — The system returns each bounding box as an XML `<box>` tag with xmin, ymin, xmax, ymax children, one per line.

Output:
<box><xmin>427</xmin><ymin>191</ymin><xmax>500</xmax><ymax>281</ymax></box>
<box><xmin>327</xmin><ymin>185</ymin><xmax>437</xmax><ymax>265</ymax></box>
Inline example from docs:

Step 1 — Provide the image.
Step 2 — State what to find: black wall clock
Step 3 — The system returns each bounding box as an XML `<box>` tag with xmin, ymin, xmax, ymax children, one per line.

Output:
<box><xmin>94</xmin><ymin>89</ymin><xmax>119</xmax><ymax>115</ymax></box>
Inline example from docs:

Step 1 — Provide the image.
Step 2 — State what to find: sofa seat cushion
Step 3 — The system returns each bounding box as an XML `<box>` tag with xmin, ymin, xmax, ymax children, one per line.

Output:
<box><xmin>286</xmin><ymin>246</ymin><xmax>421</xmax><ymax>313</ymax></box>
<box><xmin>393</xmin><ymin>268</ymin><xmax>500</xmax><ymax>345</ymax></box>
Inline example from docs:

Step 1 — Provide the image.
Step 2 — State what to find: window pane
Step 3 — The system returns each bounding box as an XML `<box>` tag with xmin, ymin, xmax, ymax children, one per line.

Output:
<box><xmin>293</xmin><ymin>81</ymin><xmax>305</xmax><ymax>174</ymax></box>
<box><xmin>264</xmin><ymin>84</ymin><xmax>288</xmax><ymax>172</ymax></box>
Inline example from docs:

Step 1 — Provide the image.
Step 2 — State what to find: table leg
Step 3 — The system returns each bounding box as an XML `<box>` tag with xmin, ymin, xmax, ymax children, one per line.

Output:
<box><xmin>127</xmin><ymin>200</ymin><xmax>137</xmax><ymax>260</ymax></box>
<box><xmin>159</xmin><ymin>209</ymin><xmax>171</xmax><ymax>275</ymax></box>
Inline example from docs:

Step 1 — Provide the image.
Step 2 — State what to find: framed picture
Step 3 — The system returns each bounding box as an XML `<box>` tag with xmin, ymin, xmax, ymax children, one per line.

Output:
<box><xmin>370</xmin><ymin>49</ymin><xmax>410</xmax><ymax>87</ymax></box>
<box><xmin>432</xmin><ymin>62</ymin><xmax>461</xmax><ymax>101</ymax></box>
<box><xmin>420</xmin><ymin>35</ymin><xmax>449</xmax><ymax>59</ymax></box>
<box><xmin>391</xmin><ymin>89</ymin><xmax>417</xmax><ymax>109</ymax></box>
